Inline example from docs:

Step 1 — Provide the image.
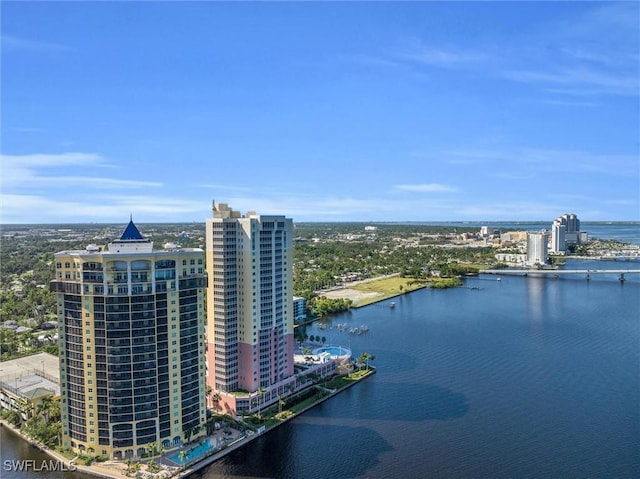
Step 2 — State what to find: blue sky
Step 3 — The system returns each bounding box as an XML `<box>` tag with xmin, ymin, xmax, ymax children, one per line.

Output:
<box><xmin>1</xmin><ymin>1</ymin><xmax>638</xmax><ymax>224</ymax></box>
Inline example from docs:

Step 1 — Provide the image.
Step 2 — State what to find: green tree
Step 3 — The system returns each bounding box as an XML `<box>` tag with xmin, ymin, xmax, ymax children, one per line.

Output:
<box><xmin>212</xmin><ymin>392</ymin><xmax>222</xmax><ymax>412</ymax></box>
<box><xmin>357</xmin><ymin>352</ymin><xmax>375</xmax><ymax>371</ymax></box>
<box><xmin>257</xmin><ymin>387</ymin><xmax>266</xmax><ymax>420</ymax></box>
<box><xmin>178</xmin><ymin>450</ymin><xmax>188</xmax><ymax>468</ymax></box>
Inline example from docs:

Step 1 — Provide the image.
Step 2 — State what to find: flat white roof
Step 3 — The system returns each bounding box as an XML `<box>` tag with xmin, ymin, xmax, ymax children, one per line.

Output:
<box><xmin>0</xmin><ymin>352</ymin><xmax>60</xmax><ymax>384</ymax></box>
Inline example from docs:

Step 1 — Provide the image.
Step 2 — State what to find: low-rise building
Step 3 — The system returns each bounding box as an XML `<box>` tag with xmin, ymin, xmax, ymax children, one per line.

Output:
<box><xmin>0</xmin><ymin>352</ymin><xmax>60</xmax><ymax>421</ymax></box>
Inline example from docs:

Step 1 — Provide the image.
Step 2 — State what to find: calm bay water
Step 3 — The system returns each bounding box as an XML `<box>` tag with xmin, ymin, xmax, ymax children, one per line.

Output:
<box><xmin>2</xmin><ymin>226</ymin><xmax>638</xmax><ymax>478</ymax></box>
<box><xmin>198</xmin><ymin>257</ymin><xmax>639</xmax><ymax>479</ymax></box>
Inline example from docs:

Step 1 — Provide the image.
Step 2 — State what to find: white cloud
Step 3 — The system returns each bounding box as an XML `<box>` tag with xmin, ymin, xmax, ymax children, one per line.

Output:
<box><xmin>0</xmin><ymin>194</ymin><xmax>207</xmax><ymax>224</ymax></box>
<box><xmin>442</xmin><ymin>147</ymin><xmax>637</xmax><ymax>176</ymax></box>
<box><xmin>394</xmin><ymin>183</ymin><xmax>458</xmax><ymax>193</ymax></box>
<box><xmin>502</xmin><ymin>67</ymin><xmax>639</xmax><ymax>96</ymax></box>
<box><xmin>2</xmin><ymin>152</ymin><xmax>105</xmax><ymax>168</ymax></box>
<box><xmin>0</xmin><ymin>152</ymin><xmax>161</xmax><ymax>190</ymax></box>
<box><xmin>455</xmin><ymin>202</ymin><xmax>567</xmax><ymax>221</ymax></box>
<box><xmin>395</xmin><ymin>37</ymin><xmax>486</xmax><ymax>68</ymax></box>
<box><xmin>1</xmin><ymin>34</ymin><xmax>73</xmax><ymax>52</ymax></box>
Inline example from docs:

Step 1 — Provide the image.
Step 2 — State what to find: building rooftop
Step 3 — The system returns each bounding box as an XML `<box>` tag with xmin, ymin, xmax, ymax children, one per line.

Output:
<box><xmin>0</xmin><ymin>352</ymin><xmax>60</xmax><ymax>382</ymax></box>
<box><xmin>119</xmin><ymin>217</ymin><xmax>145</xmax><ymax>241</ymax></box>
<box><xmin>0</xmin><ymin>352</ymin><xmax>60</xmax><ymax>397</ymax></box>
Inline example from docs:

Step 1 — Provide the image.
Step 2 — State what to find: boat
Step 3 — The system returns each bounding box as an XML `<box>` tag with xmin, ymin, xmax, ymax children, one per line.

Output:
<box><xmin>389</xmin><ymin>302</ymin><xmax>395</xmax><ymax>308</ymax></box>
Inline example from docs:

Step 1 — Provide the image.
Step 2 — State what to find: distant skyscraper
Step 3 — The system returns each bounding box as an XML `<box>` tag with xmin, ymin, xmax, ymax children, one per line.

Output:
<box><xmin>526</xmin><ymin>231</ymin><xmax>549</xmax><ymax>266</ymax></box>
<box><xmin>205</xmin><ymin>202</ymin><xmax>295</xmax><ymax>414</ymax></box>
<box><xmin>551</xmin><ymin>213</ymin><xmax>581</xmax><ymax>253</ymax></box>
<box><xmin>551</xmin><ymin>220</ymin><xmax>567</xmax><ymax>253</ymax></box>
<box><xmin>51</xmin><ymin>219</ymin><xmax>207</xmax><ymax>459</ymax></box>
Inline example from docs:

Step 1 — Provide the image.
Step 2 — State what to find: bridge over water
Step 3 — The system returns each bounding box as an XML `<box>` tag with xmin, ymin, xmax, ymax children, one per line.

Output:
<box><xmin>482</xmin><ymin>269</ymin><xmax>640</xmax><ymax>281</ymax></box>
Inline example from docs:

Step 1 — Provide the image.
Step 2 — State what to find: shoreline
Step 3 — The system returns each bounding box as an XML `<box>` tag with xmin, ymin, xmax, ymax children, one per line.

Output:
<box><xmin>0</xmin><ymin>419</ymin><xmax>119</xmax><ymax>479</ymax></box>
<box><xmin>1</xmin><ymin>368</ymin><xmax>376</xmax><ymax>479</ymax></box>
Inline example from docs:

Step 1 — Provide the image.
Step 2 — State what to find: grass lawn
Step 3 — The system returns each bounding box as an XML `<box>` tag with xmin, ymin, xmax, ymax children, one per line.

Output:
<box><xmin>351</xmin><ymin>277</ymin><xmax>426</xmax><ymax>307</ymax></box>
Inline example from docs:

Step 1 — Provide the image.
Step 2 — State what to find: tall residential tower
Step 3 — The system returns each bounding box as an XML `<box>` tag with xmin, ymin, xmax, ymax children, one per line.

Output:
<box><xmin>51</xmin><ymin>220</ymin><xmax>207</xmax><ymax>459</ymax></box>
<box><xmin>205</xmin><ymin>202</ymin><xmax>295</xmax><ymax>414</ymax></box>
<box><xmin>551</xmin><ymin>213</ymin><xmax>582</xmax><ymax>253</ymax></box>
<box><xmin>526</xmin><ymin>231</ymin><xmax>550</xmax><ymax>266</ymax></box>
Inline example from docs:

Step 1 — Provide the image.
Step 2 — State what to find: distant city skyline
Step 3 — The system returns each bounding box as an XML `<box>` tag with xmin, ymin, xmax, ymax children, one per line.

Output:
<box><xmin>2</xmin><ymin>2</ymin><xmax>638</xmax><ymax>224</ymax></box>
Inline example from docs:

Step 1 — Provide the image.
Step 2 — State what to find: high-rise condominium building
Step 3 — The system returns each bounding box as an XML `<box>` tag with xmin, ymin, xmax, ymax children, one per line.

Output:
<box><xmin>551</xmin><ymin>213</ymin><xmax>581</xmax><ymax>253</ymax></box>
<box><xmin>551</xmin><ymin>220</ymin><xmax>567</xmax><ymax>253</ymax></box>
<box><xmin>526</xmin><ymin>231</ymin><xmax>549</xmax><ymax>266</ymax></box>
<box><xmin>51</xmin><ymin>220</ymin><xmax>207</xmax><ymax>459</ymax></box>
<box><xmin>205</xmin><ymin>202</ymin><xmax>294</xmax><ymax>414</ymax></box>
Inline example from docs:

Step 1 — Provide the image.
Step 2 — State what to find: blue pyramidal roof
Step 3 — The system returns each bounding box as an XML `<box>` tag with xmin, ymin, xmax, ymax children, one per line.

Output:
<box><xmin>120</xmin><ymin>218</ymin><xmax>145</xmax><ymax>240</ymax></box>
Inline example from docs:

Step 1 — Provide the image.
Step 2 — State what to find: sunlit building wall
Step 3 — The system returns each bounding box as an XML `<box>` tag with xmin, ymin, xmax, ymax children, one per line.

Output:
<box><xmin>51</xmin><ymin>220</ymin><xmax>207</xmax><ymax>459</ymax></box>
<box><xmin>526</xmin><ymin>231</ymin><xmax>549</xmax><ymax>266</ymax></box>
<box><xmin>205</xmin><ymin>202</ymin><xmax>294</xmax><ymax>413</ymax></box>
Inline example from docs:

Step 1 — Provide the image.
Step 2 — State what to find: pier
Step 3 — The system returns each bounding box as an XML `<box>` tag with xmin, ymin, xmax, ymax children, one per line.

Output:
<box><xmin>482</xmin><ymin>269</ymin><xmax>640</xmax><ymax>282</ymax></box>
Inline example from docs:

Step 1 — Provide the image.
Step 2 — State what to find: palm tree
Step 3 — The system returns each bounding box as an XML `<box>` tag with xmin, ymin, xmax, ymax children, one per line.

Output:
<box><xmin>37</xmin><ymin>395</ymin><xmax>54</xmax><ymax>422</ymax></box>
<box><xmin>205</xmin><ymin>385</ymin><xmax>212</xmax><ymax>409</ymax></box>
<box><xmin>178</xmin><ymin>450</ymin><xmax>188</xmax><ymax>468</ymax></box>
<box><xmin>147</xmin><ymin>441</ymin><xmax>158</xmax><ymax>457</ymax></box>
<box><xmin>357</xmin><ymin>352</ymin><xmax>375</xmax><ymax>370</ymax></box>
<box><xmin>278</xmin><ymin>395</ymin><xmax>286</xmax><ymax>414</ymax></box>
<box><xmin>125</xmin><ymin>458</ymin><xmax>135</xmax><ymax>475</ymax></box>
<box><xmin>257</xmin><ymin>387</ymin><xmax>266</xmax><ymax>420</ymax></box>
<box><xmin>212</xmin><ymin>392</ymin><xmax>222</xmax><ymax>412</ymax></box>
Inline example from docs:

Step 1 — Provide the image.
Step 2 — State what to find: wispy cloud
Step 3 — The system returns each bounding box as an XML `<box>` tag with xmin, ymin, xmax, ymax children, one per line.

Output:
<box><xmin>0</xmin><ymin>194</ymin><xmax>205</xmax><ymax>224</ymax></box>
<box><xmin>394</xmin><ymin>37</ymin><xmax>486</xmax><ymax>69</ymax></box>
<box><xmin>2</xmin><ymin>152</ymin><xmax>105</xmax><ymax>168</ymax></box>
<box><xmin>2</xmin><ymin>34</ymin><xmax>73</xmax><ymax>52</ymax></box>
<box><xmin>502</xmin><ymin>67</ymin><xmax>639</xmax><ymax>96</ymax></box>
<box><xmin>197</xmin><ymin>183</ymin><xmax>259</xmax><ymax>192</ymax></box>
<box><xmin>455</xmin><ymin>202</ymin><xmax>568</xmax><ymax>221</ymax></box>
<box><xmin>504</xmin><ymin>3</ymin><xmax>639</xmax><ymax>96</ymax></box>
<box><xmin>394</xmin><ymin>183</ymin><xmax>458</xmax><ymax>193</ymax></box>
<box><xmin>533</xmin><ymin>98</ymin><xmax>598</xmax><ymax>108</ymax></box>
<box><xmin>11</xmin><ymin>127</ymin><xmax>42</xmax><ymax>133</ymax></box>
<box><xmin>442</xmin><ymin>147</ymin><xmax>638</xmax><ymax>177</ymax></box>
<box><xmin>335</xmin><ymin>53</ymin><xmax>404</xmax><ymax>70</ymax></box>
<box><xmin>0</xmin><ymin>152</ymin><xmax>161</xmax><ymax>190</ymax></box>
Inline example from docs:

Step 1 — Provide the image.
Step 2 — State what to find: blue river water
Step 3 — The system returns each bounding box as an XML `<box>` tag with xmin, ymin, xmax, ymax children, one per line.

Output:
<box><xmin>197</xmin><ymin>257</ymin><xmax>639</xmax><ymax>479</ymax></box>
<box><xmin>1</xmin><ymin>229</ymin><xmax>638</xmax><ymax>478</ymax></box>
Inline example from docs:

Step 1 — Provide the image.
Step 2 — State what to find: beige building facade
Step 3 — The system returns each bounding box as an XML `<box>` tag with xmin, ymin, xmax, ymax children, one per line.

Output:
<box><xmin>51</xmin><ymin>220</ymin><xmax>207</xmax><ymax>459</ymax></box>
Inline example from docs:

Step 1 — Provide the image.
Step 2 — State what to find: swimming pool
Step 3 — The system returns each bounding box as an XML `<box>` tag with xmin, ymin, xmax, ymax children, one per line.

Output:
<box><xmin>312</xmin><ymin>346</ymin><xmax>351</xmax><ymax>358</ymax></box>
<box><xmin>165</xmin><ymin>439</ymin><xmax>216</xmax><ymax>465</ymax></box>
